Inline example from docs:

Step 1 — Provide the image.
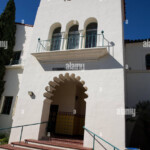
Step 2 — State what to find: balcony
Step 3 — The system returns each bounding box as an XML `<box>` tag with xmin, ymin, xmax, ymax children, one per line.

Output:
<box><xmin>32</xmin><ymin>33</ymin><xmax>111</xmax><ymax>63</ymax></box>
<box><xmin>5</xmin><ymin>60</ymin><xmax>23</xmax><ymax>69</ymax></box>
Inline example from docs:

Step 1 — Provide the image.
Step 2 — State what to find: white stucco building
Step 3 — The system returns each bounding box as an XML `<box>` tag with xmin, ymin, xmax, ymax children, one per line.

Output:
<box><xmin>0</xmin><ymin>23</ymin><xmax>33</xmax><ymax>129</ymax></box>
<box><xmin>0</xmin><ymin>0</ymin><xmax>150</xmax><ymax>150</ymax></box>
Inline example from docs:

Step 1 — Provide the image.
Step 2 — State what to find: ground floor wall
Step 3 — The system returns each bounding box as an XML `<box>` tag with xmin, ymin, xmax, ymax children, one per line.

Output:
<box><xmin>9</xmin><ymin>58</ymin><xmax>125</xmax><ymax>149</ymax></box>
<box><xmin>9</xmin><ymin>72</ymin><xmax>125</xmax><ymax>149</ymax></box>
<box><xmin>0</xmin><ymin>68</ymin><xmax>23</xmax><ymax>130</ymax></box>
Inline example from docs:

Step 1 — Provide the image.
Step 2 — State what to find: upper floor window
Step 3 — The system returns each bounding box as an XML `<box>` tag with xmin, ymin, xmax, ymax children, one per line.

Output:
<box><xmin>85</xmin><ymin>23</ymin><xmax>97</xmax><ymax>48</ymax></box>
<box><xmin>51</xmin><ymin>27</ymin><xmax>62</xmax><ymax>51</ymax></box>
<box><xmin>0</xmin><ymin>96</ymin><xmax>13</xmax><ymax>115</ymax></box>
<box><xmin>146</xmin><ymin>54</ymin><xmax>150</xmax><ymax>70</ymax></box>
<box><xmin>10</xmin><ymin>51</ymin><xmax>21</xmax><ymax>65</ymax></box>
<box><xmin>67</xmin><ymin>25</ymin><xmax>79</xmax><ymax>50</ymax></box>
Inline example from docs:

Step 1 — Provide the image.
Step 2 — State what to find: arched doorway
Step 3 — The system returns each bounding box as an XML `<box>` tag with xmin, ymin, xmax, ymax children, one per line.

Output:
<box><xmin>44</xmin><ymin>73</ymin><xmax>88</xmax><ymax>138</ymax></box>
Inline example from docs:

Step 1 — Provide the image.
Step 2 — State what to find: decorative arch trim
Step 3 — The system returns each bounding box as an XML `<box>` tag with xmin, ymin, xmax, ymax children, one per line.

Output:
<box><xmin>65</xmin><ymin>20</ymin><xmax>79</xmax><ymax>34</ymax></box>
<box><xmin>44</xmin><ymin>73</ymin><xmax>88</xmax><ymax>102</ymax></box>
<box><xmin>84</xmin><ymin>17</ymin><xmax>98</xmax><ymax>32</ymax></box>
<box><xmin>48</xmin><ymin>22</ymin><xmax>62</xmax><ymax>40</ymax></box>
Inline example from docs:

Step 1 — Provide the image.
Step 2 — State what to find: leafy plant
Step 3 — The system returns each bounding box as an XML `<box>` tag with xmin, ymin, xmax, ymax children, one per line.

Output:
<box><xmin>129</xmin><ymin>101</ymin><xmax>150</xmax><ymax>150</ymax></box>
<box><xmin>0</xmin><ymin>133</ymin><xmax>9</xmax><ymax>145</ymax></box>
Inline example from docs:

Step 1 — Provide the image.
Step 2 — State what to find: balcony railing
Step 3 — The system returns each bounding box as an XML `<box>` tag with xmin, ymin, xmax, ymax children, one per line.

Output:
<box><xmin>10</xmin><ymin>59</ymin><xmax>20</xmax><ymax>65</ymax></box>
<box><xmin>36</xmin><ymin>33</ymin><xmax>111</xmax><ymax>53</ymax></box>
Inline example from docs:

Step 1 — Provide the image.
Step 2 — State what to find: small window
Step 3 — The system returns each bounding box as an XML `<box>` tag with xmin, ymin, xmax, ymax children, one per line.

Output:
<box><xmin>1</xmin><ymin>96</ymin><xmax>13</xmax><ymax>115</ymax></box>
<box><xmin>67</xmin><ymin>25</ymin><xmax>79</xmax><ymax>50</ymax></box>
<box><xmin>11</xmin><ymin>51</ymin><xmax>21</xmax><ymax>65</ymax></box>
<box><xmin>146</xmin><ymin>54</ymin><xmax>150</xmax><ymax>70</ymax></box>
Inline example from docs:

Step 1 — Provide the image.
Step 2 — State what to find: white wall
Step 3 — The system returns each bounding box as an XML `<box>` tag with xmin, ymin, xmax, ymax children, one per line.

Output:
<box><xmin>0</xmin><ymin>69</ymin><xmax>22</xmax><ymax>129</ymax></box>
<box><xmin>125</xmin><ymin>42</ymin><xmax>150</xmax><ymax>71</ymax></box>
<box><xmin>13</xmin><ymin>24</ymin><xmax>33</xmax><ymax>65</ymax></box>
<box><xmin>0</xmin><ymin>24</ymin><xmax>33</xmax><ymax>130</ymax></box>
<box><xmin>125</xmin><ymin>42</ymin><xmax>150</xmax><ymax>147</ymax></box>
<box><xmin>9</xmin><ymin>0</ymin><xmax>125</xmax><ymax>149</ymax></box>
<box><xmin>125</xmin><ymin>42</ymin><xmax>150</xmax><ymax>107</ymax></box>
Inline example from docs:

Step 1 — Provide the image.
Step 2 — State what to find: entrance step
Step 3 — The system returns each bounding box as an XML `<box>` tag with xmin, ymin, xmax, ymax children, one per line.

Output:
<box><xmin>12</xmin><ymin>142</ymin><xmax>62</xmax><ymax>150</ymax></box>
<box><xmin>0</xmin><ymin>144</ymin><xmax>29</xmax><ymax>150</ymax></box>
<box><xmin>0</xmin><ymin>138</ymin><xmax>92</xmax><ymax>150</ymax></box>
<box><xmin>51</xmin><ymin>137</ymin><xmax>83</xmax><ymax>145</ymax></box>
<box><xmin>25</xmin><ymin>139</ymin><xmax>92</xmax><ymax>150</ymax></box>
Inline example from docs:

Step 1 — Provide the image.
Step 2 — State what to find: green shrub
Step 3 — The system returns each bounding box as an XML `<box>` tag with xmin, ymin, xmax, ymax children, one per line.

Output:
<box><xmin>0</xmin><ymin>133</ymin><xmax>5</xmax><ymax>139</ymax></box>
<box><xmin>0</xmin><ymin>134</ymin><xmax>9</xmax><ymax>145</ymax></box>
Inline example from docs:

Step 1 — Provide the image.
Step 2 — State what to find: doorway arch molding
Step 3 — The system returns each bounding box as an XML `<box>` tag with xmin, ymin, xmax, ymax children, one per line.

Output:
<box><xmin>43</xmin><ymin>73</ymin><xmax>88</xmax><ymax>102</ymax></box>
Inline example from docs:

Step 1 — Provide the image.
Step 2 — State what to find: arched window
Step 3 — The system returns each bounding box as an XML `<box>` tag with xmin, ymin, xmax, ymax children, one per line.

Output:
<box><xmin>67</xmin><ymin>25</ymin><xmax>79</xmax><ymax>49</ymax></box>
<box><xmin>51</xmin><ymin>27</ymin><xmax>61</xmax><ymax>51</ymax></box>
<box><xmin>85</xmin><ymin>23</ymin><xmax>97</xmax><ymax>48</ymax></box>
<box><xmin>146</xmin><ymin>54</ymin><xmax>150</xmax><ymax>70</ymax></box>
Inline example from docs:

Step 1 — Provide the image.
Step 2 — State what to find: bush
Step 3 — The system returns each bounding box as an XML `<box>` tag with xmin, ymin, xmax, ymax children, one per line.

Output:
<box><xmin>129</xmin><ymin>101</ymin><xmax>150</xmax><ymax>150</ymax></box>
<box><xmin>0</xmin><ymin>134</ymin><xmax>9</xmax><ymax>145</ymax></box>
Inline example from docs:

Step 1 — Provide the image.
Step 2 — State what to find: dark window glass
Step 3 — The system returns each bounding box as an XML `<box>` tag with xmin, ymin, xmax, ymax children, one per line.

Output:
<box><xmin>146</xmin><ymin>54</ymin><xmax>150</xmax><ymax>70</ymax></box>
<box><xmin>51</xmin><ymin>27</ymin><xmax>61</xmax><ymax>51</ymax></box>
<box><xmin>67</xmin><ymin>25</ymin><xmax>79</xmax><ymax>50</ymax></box>
<box><xmin>11</xmin><ymin>51</ymin><xmax>21</xmax><ymax>65</ymax></box>
<box><xmin>2</xmin><ymin>97</ymin><xmax>13</xmax><ymax>115</ymax></box>
<box><xmin>85</xmin><ymin>23</ymin><xmax>97</xmax><ymax>48</ymax></box>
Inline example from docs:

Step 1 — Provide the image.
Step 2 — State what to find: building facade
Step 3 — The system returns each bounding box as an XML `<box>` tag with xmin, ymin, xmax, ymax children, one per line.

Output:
<box><xmin>0</xmin><ymin>0</ymin><xmax>150</xmax><ymax>149</ymax></box>
<box><xmin>0</xmin><ymin>23</ymin><xmax>33</xmax><ymax>129</ymax></box>
<box><xmin>125</xmin><ymin>41</ymin><xmax>150</xmax><ymax>146</ymax></box>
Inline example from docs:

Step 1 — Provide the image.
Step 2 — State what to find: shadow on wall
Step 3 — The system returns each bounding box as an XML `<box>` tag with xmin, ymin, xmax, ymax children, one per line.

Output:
<box><xmin>40</xmin><ymin>54</ymin><xmax>123</xmax><ymax>72</ymax></box>
<box><xmin>38</xmin><ymin>99</ymin><xmax>52</xmax><ymax>140</ymax></box>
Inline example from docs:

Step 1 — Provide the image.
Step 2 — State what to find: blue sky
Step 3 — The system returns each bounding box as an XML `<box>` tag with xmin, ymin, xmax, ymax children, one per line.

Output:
<box><xmin>0</xmin><ymin>0</ymin><xmax>150</xmax><ymax>40</ymax></box>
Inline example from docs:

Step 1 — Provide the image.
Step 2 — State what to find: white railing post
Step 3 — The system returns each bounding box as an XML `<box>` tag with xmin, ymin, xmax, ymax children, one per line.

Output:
<box><xmin>96</xmin><ymin>30</ymin><xmax>101</xmax><ymax>47</ymax></box>
<box><xmin>60</xmin><ymin>32</ymin><xmax>66</xmax><ymax>51</ymax></box>
<box><xmin>79</xmin><ymin>30</ymin><xmax>84</xmax><ymax>49</ymax></box>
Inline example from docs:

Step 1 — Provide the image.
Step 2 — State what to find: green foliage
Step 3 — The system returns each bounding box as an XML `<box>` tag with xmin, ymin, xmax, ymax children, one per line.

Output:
<box><xmin>129</xmin><ymin>101</ymin><xmax>150</xmax><ymax>149</ymax></box>
<box><xmin>0</xmin><ymin>133</ymin><xmax>9</xmax><ymax>145</ymax></box>
<box><xmin>0</xmin><ymin>0</ymin><xmax>16</xmax><ymax>98</ymax></box>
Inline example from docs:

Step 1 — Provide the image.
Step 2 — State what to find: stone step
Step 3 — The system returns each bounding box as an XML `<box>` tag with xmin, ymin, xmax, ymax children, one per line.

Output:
<box><xmin>51</xmin><ymin>137</ymin><xmax>83</xmax><ymax>145</ymax></box>
<box><xmin>12</xmin><ymin>142</ymin><xmax>63</xmax><ymax>150</ymax></box>
<box><xmin>25</xmin><ymin>139</ymin><xmax>92</xmax><ymax>150</ymax></box>
<box><xmin>0</xmin><ymin>144</ymin><xmax>29</xmax><ymax>150</ymax></box>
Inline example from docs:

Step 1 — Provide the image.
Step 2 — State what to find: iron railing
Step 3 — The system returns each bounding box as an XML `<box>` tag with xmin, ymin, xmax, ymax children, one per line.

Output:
<box><xmin>0</xmin><ymin>121</ymin><xmax>48</xmax><ymax>143</ymax></box>
<box><xmin>67</xmin><ymin>34</ymin><xmax>80</xmax><ymax>50</ymax></box>
<box><xmin>83</xmin><ymin>126</ymin><xmax>120</xmax><ymax>150</ymax></box>
<box><xmin>10</xmin><ymin>59</ymin><xmax>20</xmax><ymax>65</ymax></box>
<box><xmin>36</xmin><ymin>32</ymin><xmax>111</xmax><ymax>52</ymax></box>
